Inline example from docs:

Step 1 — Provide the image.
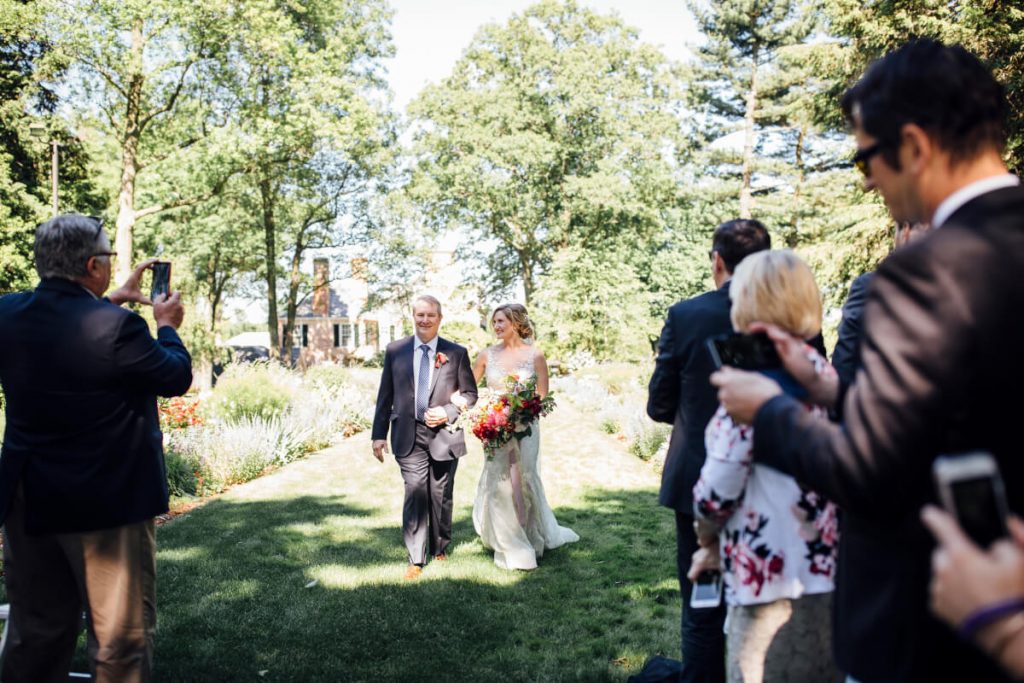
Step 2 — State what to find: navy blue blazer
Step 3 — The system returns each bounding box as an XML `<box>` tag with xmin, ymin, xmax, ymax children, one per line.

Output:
<box><xmin>0</xmin><ymin>278</ymin><xmax>192</xmax><ymax>534</ymax></box>
<box><xmin>647</xmin><ymin>283</ymin><xmax>733</xmax><ymax>513</ymax></box>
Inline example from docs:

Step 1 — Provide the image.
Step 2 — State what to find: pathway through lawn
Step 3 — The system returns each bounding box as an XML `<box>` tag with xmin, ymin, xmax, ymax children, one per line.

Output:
<box><xmin>155</xmin><ymin>394</ymin><xmax>680</xmax><ymax>682</ymax></box>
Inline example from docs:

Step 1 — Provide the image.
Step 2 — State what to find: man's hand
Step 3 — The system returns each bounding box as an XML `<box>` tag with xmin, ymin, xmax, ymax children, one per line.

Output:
<box><xmin>750</xmin><ymin>322</ymin><xmax>838</xmax><ymax>408</ymax></box>
<box><xmin>921</xmin><ymin>505</ymin><xmax>1024</xmax><ymax>627</ymax></box>
<box><xmin>107</xmin><ymin>258</ymin><xmax>159</xmax><ymax>306</ymax></box>
<box><xmin>372</xmin><ymin>439</ymin><xmax>389</xmax><ymax>462</ymax></box>
<box><xmin>153</xmin><ymin>292</ymin><xmax>185</xmax><ymax>330</ymax></box>
<box><xmin>424</xmin><ymin>406</ymin><xmax>448</xmax><ymax>428</ymax></box>
<box><xmin>710</xmin><ymin>366</ymin><xmax>782</xmax><ymax>425</ymax></box>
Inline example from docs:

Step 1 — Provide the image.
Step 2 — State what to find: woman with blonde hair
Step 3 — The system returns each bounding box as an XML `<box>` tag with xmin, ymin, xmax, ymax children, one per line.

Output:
<box><xmin>466</xmin><ymin>303</ymin><xmax>578</xmax><ymax>570</ymax></box>
<box><xmin>690</xmin><ymin>250</ymin><xmax>841</xmax><ymax>682</ymax></box>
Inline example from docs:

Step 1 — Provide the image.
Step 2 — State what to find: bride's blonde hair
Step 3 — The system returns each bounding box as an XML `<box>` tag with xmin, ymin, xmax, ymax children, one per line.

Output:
<box><xmin>492</xmin><ymin>303</ymin><xmax>536</xmax><ymax>341</ymax></box>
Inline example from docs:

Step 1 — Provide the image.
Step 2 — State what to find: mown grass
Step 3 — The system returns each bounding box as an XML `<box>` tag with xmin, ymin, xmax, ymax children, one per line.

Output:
<box><xmin>153</xmin><ymin>394</ymin><xmax>680</xmax><ymax>682</ymax></box>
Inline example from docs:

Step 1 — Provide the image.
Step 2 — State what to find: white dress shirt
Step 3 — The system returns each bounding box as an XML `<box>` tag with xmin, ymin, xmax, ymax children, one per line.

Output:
<box><xmin>932</xmin><ymin>173</ymin><xmax>1020</xmax><ymax>228</ymax></box>
<box><xmin>412</xmin><ymin>335</ymin><xmax>438</xmax><ymax>410</ymax></box>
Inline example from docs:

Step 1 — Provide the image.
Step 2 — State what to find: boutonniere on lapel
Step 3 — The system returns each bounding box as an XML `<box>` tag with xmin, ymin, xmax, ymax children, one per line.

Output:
<box><xmin>434</xmin><ymin>352</ymin><xmax>449</xmax><ymax>370</ymax></box>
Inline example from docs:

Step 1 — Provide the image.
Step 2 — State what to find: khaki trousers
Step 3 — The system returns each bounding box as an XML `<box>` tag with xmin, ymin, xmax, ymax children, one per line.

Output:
<box><xmin>1</xmin><ymin>487</ymin><xmax>156</xmax><ymax>683</ymax></box>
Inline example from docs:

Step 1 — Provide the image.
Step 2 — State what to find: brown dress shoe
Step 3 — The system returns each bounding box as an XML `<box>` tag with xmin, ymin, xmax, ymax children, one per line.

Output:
<box><xmin>404</xmin><ymin>565</ymin><xmax>423</xmax><ymax>580</ymax></box>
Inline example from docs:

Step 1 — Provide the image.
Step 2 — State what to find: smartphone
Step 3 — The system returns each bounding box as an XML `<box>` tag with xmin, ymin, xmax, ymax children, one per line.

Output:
<box><xmin>706</xmin><ymin>332</ymin><xmax>782</xmax><ymax>371</ymax></box>
<box><xmin>933</xmin><ymin>452</ymin><xmax>1009</xmax><ymax>548</ymax></box>
<box><xmin>690</xmin><ymin>570</ymin><xmax>723</xmax><ymax>609</ymax></box>
<box><xmin>150</xmin><ymin>261</ymin><xmax>171</xmax><ymax>302</ymax></box>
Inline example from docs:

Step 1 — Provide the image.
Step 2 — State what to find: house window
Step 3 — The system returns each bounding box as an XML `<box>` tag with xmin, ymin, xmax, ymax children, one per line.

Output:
<box><xmin>333</xmin><ymin>324</ymin><xmax>340</xmax><ymax>347</ymax></box>
<box><xmin>341</xmin><ymin>323</ymin><xmax>352</xmax><ymax>348</ymax></box>
<box><xmin>301</xmin><ymin>324</ymin><xmax>309</xmax><ymax>348</ymax></box>
<box><xmin>354</xmin><ymin>323</ymin><xmax>361</xmax><ymax>347</ymax></box>
<box><xmin>389</xmin><ymin>325</ymin><xmax>395</xmax><ymax>343</ymax></box>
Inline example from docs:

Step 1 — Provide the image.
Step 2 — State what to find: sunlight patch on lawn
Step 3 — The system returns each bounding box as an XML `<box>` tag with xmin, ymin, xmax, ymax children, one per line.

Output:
<box><xmin>157</xmin><ymin>546</ymin><xmax>206</xmax><ymax>562</ymax></box>
<box><xmin>203</xmin><ymin>578</ymin><xmax>261</xmax><ymax>602</ymax></box>
<box><xmin>307</xmin><ymin>558</ymin><xmax>529</xmax><ymax>589</ymax></box>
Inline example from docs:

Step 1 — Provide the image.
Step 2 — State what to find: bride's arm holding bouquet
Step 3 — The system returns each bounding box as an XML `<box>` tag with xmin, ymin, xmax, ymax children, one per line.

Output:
<box><xmin>444</xmin><ymin>346</ymin><xmax>478</xmax><ymax>424</ymax></box>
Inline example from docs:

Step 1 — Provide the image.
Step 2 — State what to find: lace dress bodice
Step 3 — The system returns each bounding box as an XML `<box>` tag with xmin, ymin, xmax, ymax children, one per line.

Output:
<box><xmin>485</xmin><ymin>345</ymin><xmax>536</xmax><ymax>389</ymax></box>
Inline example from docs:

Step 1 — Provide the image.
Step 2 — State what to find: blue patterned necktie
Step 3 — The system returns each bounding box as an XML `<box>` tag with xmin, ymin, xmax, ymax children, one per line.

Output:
<box><xmin>416</xmin><ymin>344</ymin><xmax>430</xmax><ymax>421</ymax></box>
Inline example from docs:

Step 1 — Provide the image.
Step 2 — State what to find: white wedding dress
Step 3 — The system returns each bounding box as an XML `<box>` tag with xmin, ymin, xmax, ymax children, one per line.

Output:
<box><xmin>472</xmin><ymin>345</ymin><xmax>579</xmax><ymax>570</ymax></box>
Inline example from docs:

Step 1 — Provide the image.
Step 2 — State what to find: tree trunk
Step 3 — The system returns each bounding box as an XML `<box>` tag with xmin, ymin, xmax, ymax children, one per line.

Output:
<box><xmin>520</xmin><ymin>251</ymin><xmax>534</xmax><ymax>305</ymax></box>
<box><xmin>260</xmin><ymin>170</ymin><xmax>280</xmax><ymax>359</ymax></box>
<box><xmin>114</xmin><ymin>19</ymin><xmax>145</xmax><ymax>283</ymax></box>
<box><xmin>789</xmin><ymin>124</ymin><xmax>806</xmax><ymax>248</ymax></box>
<box><xmin>739</xmin><ymin>44</ymin><xmax>760</xmax><ymax>220</ymax></box>
<box><xmin>281</xmin><ymin>232</ymin><xmax>306</xmax><ymax>364</ymax></box>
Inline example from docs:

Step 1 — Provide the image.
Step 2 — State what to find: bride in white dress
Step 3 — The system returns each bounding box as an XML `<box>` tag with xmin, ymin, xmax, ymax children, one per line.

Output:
<box><xmin>469</xmin><ymin>303</ymin><xmax>579</xmax><ymax>570</ymax></box>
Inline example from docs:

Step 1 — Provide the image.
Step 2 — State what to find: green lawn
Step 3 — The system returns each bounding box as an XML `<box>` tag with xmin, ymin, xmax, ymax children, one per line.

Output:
<box><xmin>152</xmin><ymin>391</ymin><xmax>680</xmax><ymax>681</ymax></box>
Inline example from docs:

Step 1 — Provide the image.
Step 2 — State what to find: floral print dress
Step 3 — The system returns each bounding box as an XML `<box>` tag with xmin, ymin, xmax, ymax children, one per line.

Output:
<box><xmin>693</xmin><ymin>351</ymin><xmax>839</xmax><ymax>606</ymax></box>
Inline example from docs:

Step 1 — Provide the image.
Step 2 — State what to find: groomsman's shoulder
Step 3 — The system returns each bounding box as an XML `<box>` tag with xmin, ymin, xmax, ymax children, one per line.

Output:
<box><xmin>667</xmin><ymin>286</ymin><xmax>730</xmax><ymax>321</ymax></box>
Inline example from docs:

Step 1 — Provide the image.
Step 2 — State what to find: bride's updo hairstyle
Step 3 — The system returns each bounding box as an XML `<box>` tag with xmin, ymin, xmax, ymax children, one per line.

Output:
<box><xmin>492</xmin><ymin>303</ymin><xmax>536</xmax><ymax>342</ymax></box>
<box><xmin>729</xmin><ymin>249</ymin><xmax>822</xmax><ymax>339</ymax></box>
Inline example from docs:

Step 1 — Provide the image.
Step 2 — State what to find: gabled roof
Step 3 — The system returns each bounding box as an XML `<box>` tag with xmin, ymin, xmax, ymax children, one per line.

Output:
<box><xmin>295</xmin><ymin>288</ymin><xmax>351</xmax><ymax>319</ymax></box>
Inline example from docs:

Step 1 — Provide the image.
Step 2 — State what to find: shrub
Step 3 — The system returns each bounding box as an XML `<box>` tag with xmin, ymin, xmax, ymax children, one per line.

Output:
<box><xmin>626</xmin><ymin>412</ymin><xmax>671</xmax><ymax>461</ymax></box>
<box><xmin>600</xmin><ymin>417</ymin><xmax>620</xmax><ymax>434</ymax></box>
<box><xmin>443</xmin><ymin>320</ymin><xmax>491</xmax><ymax>358</ymax></box>
<box><xmin>303</xmin><ymin>364</ymin><xmax>351</xmax><ymax>390</ymax></box>
<box><xmin>164</xmin><ymin>450</ymin><xmax>197</xmax><ymax>497</ymax></box>
<box><xmin>206</xmin><ymin>363</ymin><xmax>297</xmax><ymax>423</ymax></box>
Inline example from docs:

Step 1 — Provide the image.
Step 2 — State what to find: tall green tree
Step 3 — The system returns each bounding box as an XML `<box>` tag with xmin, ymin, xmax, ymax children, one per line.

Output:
<box><xmin>409</xmin><ymin>0</ymin><xmax>687</xmax><ymax>302</ymax></box>
<box><xmin>821</xmin><ymin>1</ymin><xmax>1024</xmax><ymax>172</ymax></box>
<box><xmin>43</xmin><ymin>0</ymin><xmax>234</xmax><ymax>282</ymax></box>
<box><xmin>209</xmin><ymin>0</ymin><xmax>395</xmax><ymax>359</ymax></box>
<box><xmin>0</xmin><ymin>0</ymin><xmax>104</xmax><ymax>292</ymax></box>
<box><xmin>688</xmin><ymin>0</ymin><xmax>816</xmax><ymax>218</ymax></box>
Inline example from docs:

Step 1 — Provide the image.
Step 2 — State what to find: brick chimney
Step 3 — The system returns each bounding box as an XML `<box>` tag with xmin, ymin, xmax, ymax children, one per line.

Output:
<box><xmin>351</xmin><ymin>257</ymin><xmax>368</xmax><ymax>281</ymax></box>
<box><xmin>312</xmin><ymin>258</ymin><xmax>330</xmax><ymax>317</ymax></box>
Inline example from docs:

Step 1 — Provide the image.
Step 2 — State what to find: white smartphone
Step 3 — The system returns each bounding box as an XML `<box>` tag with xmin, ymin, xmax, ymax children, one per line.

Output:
<box><xmin>933</xmin><ymin>451</ymin><xmax>1009</xmax><ymax>548</ymax></box>
<box><xmin>690</xmin><ymin>570</ymin><xmax>723</xmax><ymax>609</ymax></box>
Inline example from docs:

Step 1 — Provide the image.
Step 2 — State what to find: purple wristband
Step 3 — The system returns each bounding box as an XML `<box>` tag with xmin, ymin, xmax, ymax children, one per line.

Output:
<box><xmin>958</xmin><ymin>597</ymin><xmax>1024</xmax><ymax>639</ymax></box>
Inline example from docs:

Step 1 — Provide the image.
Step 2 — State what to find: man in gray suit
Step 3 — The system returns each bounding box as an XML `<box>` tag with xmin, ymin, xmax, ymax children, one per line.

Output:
<box><xmin>371</xmin><ymin>295</ymin><xmax>477</xmax><ymax>580</ymax></box>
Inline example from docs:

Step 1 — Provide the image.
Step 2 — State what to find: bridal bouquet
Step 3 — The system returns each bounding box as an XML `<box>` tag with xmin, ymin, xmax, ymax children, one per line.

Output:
<box><xmin>451</xmin><ymin>374</ymin><xmax>555</xmax><ymax>458</ymax></box>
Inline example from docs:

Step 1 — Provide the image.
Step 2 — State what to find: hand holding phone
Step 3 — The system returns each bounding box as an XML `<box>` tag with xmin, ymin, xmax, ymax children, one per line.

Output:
<box><xmin>933</xmin><ymin>452</ymin><xmax>1009</xmax><ymax>548</ymax></box>
<box><xmin>690</xmin><ymin>571</ymin><xmax>724</xmax><ymax>609</ymax></box>
<box><xmin>707</xmin><ymin>332</ymin><xmax>782</xmax><ymax>371</ymax></box>
<box><xmin>150</xmin><ymin>261</ymin><xmax>171</xmax><ymax>302</ymax></box>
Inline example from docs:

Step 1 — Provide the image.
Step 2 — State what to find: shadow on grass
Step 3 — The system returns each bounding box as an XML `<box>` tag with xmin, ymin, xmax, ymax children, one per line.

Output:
<box><xmin>155</xmin><ymin>488</ymin><xmax>679</xmax><ymax>682</ymax></box>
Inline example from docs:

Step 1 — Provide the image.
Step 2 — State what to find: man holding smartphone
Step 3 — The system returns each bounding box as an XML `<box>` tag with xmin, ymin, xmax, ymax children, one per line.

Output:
<box><xmin>646</xmin><ymin>218</ymin><xmax>770</xmax><ymax>683</ymax></box>
<box><xmin>0</xmin><ymin>215</ymin><xmax>191</xmax><ymax>682</ymax></box>
<box><xmin>711</xmin><ymin>41</ymin><xmax>1023</xmax><ymax>682</ymax></box>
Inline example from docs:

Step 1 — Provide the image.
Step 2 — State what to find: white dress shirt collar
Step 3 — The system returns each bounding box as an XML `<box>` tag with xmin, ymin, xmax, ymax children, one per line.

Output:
<box><xmin>932</xmin><ymin>173</ymin><xmax>1020</xmax><ymax>228</ymax></box>
<box><xmin>413</xmin><ymin>335</ymin><xmax>438</xmax><ymax>352</ymax></box>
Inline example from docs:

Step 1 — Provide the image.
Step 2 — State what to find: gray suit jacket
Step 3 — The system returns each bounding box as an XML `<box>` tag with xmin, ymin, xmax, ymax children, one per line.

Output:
<box><xmin>371</xmin><ymin>336</ymin><xmax>478</xmax><ymax>461</ymax></box>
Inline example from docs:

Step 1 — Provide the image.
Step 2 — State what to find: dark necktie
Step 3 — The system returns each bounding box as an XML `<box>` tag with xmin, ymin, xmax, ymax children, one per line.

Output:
<box><xmin>416</xmin><ymin>344</ymin><xmax>430</xmax><ymax>421</ymax></box>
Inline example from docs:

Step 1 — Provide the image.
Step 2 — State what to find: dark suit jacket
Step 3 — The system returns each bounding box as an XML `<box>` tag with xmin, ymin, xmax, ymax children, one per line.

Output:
<box><xmin>752</xmin><ymin>186</ymin><xmax>1024</xmax><ymax>682</ymax></box>
<box><xmin>371</xmin><ymin>336</ymin><xmax>477</xmax><ymax>461</ymax></box>
<box><xmin>647</xmin><ymin>283</ymin><xmax>733</xmax><ymax>513</ymax></box>
<box><xmin>0</xmin><ymin>278</ymin><xmax>193</xmax><ymax>535</ymax></box>
<box><xmin>831</xmin><ymin>272</ymin><xmax>874</xmax><ymax>388</ymax></box>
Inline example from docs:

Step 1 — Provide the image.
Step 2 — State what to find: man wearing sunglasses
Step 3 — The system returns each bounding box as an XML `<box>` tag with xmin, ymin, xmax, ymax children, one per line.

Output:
<box><xmin>0</xmin><ymin>214</ymin><xmax>191</xmax><ymax>682</ymax></box>
<box><xmin>710</xmin><ymin>40</ymin><xmax>1022</xmax><ymax>682</ymax></box>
